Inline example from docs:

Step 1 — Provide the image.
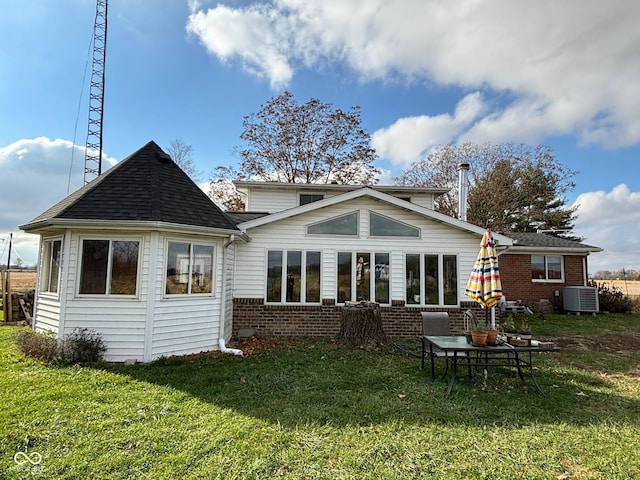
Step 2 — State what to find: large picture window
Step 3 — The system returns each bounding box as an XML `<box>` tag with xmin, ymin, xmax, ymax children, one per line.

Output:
<box><xmin>79</xmin><ymin>239</ymin><xmax>139</xmax><ymax>295</ymax></box>
<box><xmin>405</xmin><ymin>253</ymin><xmax>458</xmax><ymax>306</ymax></box>
<box><xmin>337</xmin><ymin>251</ymin><xmax>389</xmax><ymax>304</ymax></box>
<box><xmin>531</xmin><ymin>255</ymin><xmax>563</xmax><ymax>281</ymax></box>
<box><xmin>42</xmin><ymin>238</ymin><xmax>62</xmax><ymax>294</ymax></box>
<box><xmin>267</xmin><ymin>250</ymin><xmax>321</xmax><ymax>303</ymax></box>
<box><xmin>166</xmin><ymin>242</ymin><xmax>214</xmax><ymax>295</ymax></box>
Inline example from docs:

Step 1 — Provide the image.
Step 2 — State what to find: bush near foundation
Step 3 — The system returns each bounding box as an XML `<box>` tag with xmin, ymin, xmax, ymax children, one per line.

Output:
<box><xmin>14</xmin><ymin>327</ymin><xmax>106</xmax><ymax>364</ymax></box>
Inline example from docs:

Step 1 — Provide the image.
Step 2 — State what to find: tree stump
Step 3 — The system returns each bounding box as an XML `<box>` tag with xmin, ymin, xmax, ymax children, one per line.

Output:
<box><xmin>339</xmin><ymin>301</ymin><xmax>387</xmax><ymax>347</ymax></box>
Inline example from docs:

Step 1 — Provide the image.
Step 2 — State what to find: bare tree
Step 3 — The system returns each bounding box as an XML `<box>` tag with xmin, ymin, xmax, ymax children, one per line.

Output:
<box><xmin>167</xmin><ymin>139</ymin><xmax>203</xmax><ymax>183</ymax></box>
<box><xmin>238</xmin><ymin>91</ymin><xmax>379</xmax><ymax>184</ymax></box>
<box><xmin>395</xmin><ymin>143</ymin><xmax>579</xmax><ymax>237</ymax></box>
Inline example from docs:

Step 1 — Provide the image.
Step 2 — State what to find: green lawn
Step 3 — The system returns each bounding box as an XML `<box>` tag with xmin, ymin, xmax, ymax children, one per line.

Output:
<box><xmin>1</xmin><ymin>314</ymin><xmax>639</xmax><ymax>479</ymax></box>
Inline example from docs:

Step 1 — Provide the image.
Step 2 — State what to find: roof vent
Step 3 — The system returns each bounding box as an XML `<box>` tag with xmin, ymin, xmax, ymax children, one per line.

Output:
<box><xmin>156</xmin><ymin>151</ymin><xmax>173</xmax><ymax>164</ymax></box>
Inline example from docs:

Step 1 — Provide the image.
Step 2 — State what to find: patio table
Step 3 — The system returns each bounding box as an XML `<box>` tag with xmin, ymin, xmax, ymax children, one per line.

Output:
<box><xmin>421</xmin><ymin>335</ymin><xmax>560</xmax><ymax>395</ymax></box>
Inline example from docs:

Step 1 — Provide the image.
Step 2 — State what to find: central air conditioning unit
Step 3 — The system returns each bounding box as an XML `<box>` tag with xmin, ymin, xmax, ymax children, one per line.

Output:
<box><xmin>563</xmin><ymin>286</ymin><xmax>599</xmax><ymax>314</ymax></box>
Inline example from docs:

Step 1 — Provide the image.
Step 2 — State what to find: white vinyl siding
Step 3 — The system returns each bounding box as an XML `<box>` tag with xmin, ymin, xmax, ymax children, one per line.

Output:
<box><xmin>235</xmin><ymin>197</ymin><xmax>481</xmax><ymax>305</ymax></box>
<box><xmin>32</xmin><ymin>231</ymin><xmax>227</xmax><ymax>363</ymax></box>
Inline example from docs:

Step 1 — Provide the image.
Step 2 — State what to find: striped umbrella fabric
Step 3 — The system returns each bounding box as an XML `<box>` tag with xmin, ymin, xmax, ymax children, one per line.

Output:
<box><xmin>465</xmin><ymin>231</ymin><xmax>503</xmax><ymax>309</ymax></box>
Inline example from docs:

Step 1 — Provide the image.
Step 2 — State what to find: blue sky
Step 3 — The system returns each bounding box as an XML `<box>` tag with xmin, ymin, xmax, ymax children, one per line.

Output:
<box><xmin>1</xmin><ymin>0</ymin><xmax>640</xmax><ymax>274</ymax></box>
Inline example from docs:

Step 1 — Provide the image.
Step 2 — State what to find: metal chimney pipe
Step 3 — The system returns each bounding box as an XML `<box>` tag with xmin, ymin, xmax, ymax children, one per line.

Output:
<box><xmin>456</xmin><ymin>163</ymin><xmax>470</xmax><ymax>221</ymax></box>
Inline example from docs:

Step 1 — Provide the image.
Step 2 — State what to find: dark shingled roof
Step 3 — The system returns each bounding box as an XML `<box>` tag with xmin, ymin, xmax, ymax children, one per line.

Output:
<box><xmin>23</xmin><ymin>141</ymin><xmax>239</xmax><ymax>232</ymax></box>
<box><xmin>225</xmin><ymin>211</ymin><xmax>271</xmax><ymax>226</ymax></box>
<box><xmin>506</xmin><ymin>232</ymin><xmax>601</xmax><ymax>251</ymax></box>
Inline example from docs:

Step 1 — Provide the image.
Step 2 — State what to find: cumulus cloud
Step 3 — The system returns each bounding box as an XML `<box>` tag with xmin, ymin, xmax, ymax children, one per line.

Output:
<box><xmin>371</xmin><ymin>92</ymin><xmax>485</xmax><ymax>165</ymax></box>
<box><xmin>0</xmin><ymin>137</ymin><xmax>116</xmax><ymax>266</ymax></box>
<box><xmin>572</xmin><ymin>184</ymin><xmax>640</xmax><ymax>273</ymax></box>
<box><xmin>187</xmin><ymin>0</ymin><xmax>640</xmax><ymax>154</ymax></box>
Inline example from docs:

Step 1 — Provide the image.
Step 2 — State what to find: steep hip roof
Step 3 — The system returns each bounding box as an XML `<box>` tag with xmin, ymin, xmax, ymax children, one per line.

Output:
<box><xmin>21</xmin><ymin>141</ymin><xmax>239</xmax><ymax>233</ymax></box>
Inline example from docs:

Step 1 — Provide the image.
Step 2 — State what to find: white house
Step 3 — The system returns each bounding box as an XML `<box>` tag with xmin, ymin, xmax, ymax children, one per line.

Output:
<box><xmin>21</xmin><ymin>142</ymin><xmax>600</xmax><ymax>362</ymax></box>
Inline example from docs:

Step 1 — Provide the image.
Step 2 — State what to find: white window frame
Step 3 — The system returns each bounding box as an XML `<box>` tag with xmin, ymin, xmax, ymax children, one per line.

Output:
<box><xmin>335</xmin><ymin>251</ymin><xmax>391</xmax><ymax>305</ymax></box>
<box><xmin>265</xmin><ymin>250</ymin><xmax>322</xmax><ymax>304</ymax></box>
<box><xmin>77</xmin><ymin>236</ymin><xmax>142</xmax><ymax>298</ymax></box>
<box><xmin>404</xmin><ymin>253</ymin><xmax>459</xmax><ymax>307</ymax></box>
<box><xmin>531</xmin><ymin>254</ymin><xmax>565</xmax><ymax>283</ymax></box>
<box><xmin>41</xmin><ymin>237</ymin><xmax>63</xmax><ymax>297</ymax></box>
<box><xmin>165</xmin><ymin>239</ymin><xmax>216</xmax><ymax>297</ymax></box>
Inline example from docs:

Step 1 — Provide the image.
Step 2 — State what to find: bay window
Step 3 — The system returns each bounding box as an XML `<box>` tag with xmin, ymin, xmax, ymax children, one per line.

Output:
<box><xmin>79</xmin><ymin>239</ymin><xmax>139</xmax><ymax>295</ymax></box>
<box><xmin>42</xmin><ymin>238</ymin><xmax>62</xmax><ymax>294</ymax></box>
<box><xmin>165</xmin><ymin>241</ymin><xmax>214</xmax><ymax>295</ymax></box>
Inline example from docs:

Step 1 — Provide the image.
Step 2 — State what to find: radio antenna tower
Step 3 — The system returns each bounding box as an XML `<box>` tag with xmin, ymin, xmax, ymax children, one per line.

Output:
<box><xmin>84</xmin><ymin>0</ymin><xmax>108</xmax><ymax>184</ymax></box>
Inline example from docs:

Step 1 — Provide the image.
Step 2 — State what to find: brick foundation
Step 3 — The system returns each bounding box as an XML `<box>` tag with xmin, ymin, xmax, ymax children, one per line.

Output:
<box><xmin>232</xmin><ymin>298</ymin><xmax>489</xmax><ymax>339</ymax></box>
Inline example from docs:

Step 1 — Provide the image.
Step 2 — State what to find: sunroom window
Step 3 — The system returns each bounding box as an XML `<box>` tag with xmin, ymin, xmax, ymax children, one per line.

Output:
<box><xmin>405</xmin><ymin>253</ymin><xmax>458</xmax><ymax>306</ymax></box>
<box><xmin>79</xmin><ymin>239</ymin><xmax>139</xmax><ymax>295</ymax></box>
<box><xmin>336</xmin><ymin>251</ymin><xmax>389</xmax><ymax>304</ymax></box>
<box><xmin>42</xmin><ymin>238</ymin><xmax>62</xmax><ymax>294</ymax></box>
<box><xmin>165</xmin><ymin>242</ymin><xmax>214</xmax><ymax>295</ymax></box>
<box><xmin>307</xmin><ymin>211</ymin><xmax>358</xmax><ymax>235</ymax></box>
<box><xmin>266</xmin><ymin>250</ymin><xmax>321</xmax><ymax>303</ymax></box>
<box><xmin>369</xmin><ymin>212</ymin><xmax>420</xmax><ymax>237</ymax></box>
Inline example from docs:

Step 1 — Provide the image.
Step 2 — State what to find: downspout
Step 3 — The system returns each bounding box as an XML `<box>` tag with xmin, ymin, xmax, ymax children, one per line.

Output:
<box><xmin>219</xmin><ymin>234</ymin><xmax>243</xmax><ymax>356</ymax></box>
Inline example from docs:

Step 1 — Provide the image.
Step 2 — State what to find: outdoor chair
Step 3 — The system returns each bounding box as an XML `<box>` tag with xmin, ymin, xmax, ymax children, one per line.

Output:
<box><xmin>420</xmin><ymin>312</ymin><xmax>451</xmax><ymax>370</ymax></box>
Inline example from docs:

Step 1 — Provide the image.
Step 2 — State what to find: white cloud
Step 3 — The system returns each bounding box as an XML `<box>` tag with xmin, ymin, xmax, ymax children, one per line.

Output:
<box><xmin>371</xmin><ymin>92</ymin><xmax>485</xmax><ymax>165</ymax></box>
<box><xmin>0</xmin><ymin>137</ymin><xmax>116</xmax><ymax>266</ymax></box>
<box><xmin>187</xmin><ymin>0</ymin><xmax>640</xmax><ymax>151</ymax></box>
<box><xmin>572</xmin><ymin>184</ymin><xmax>640</xmax><ymax>273</ymax></box>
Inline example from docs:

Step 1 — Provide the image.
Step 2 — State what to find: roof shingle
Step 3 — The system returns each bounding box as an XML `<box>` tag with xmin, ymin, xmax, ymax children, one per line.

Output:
<box><xmin>23</xmin><ymin>141</ymin><xmax>238</xmax><ymax>231</ymax></box>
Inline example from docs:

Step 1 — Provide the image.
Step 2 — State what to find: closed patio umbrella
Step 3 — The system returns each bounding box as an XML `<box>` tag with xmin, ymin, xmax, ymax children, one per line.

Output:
<box><xmin>465</xmin><ymin>231</ymin><xmax>502</xmax><ymax>327</ymax></box>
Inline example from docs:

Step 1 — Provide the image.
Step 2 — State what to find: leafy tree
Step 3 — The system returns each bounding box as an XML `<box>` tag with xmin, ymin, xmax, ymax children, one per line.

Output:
<box><xmin>238</xmin><ymin>91</ymin><xmax>379</xmax><ymax>184</ymax></box>
<box><xmin>395</xmin><ymin>143</ymin><xmax>580</xmax><ymax>238</ymax></box>
<box><xmin>167</xmin><ymin>139</ymin><xmax>203</xmax><ymax>183</ymax></box>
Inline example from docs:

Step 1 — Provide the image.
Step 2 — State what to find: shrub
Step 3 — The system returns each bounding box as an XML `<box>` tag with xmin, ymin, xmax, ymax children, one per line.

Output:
<box><xmin>58</xmin><ymin>328</ymin><xmax>107</xmax><ymax>364</ymax></box>
<box><xmin>14</xmin><ymin>329</ymin><xmax>59</xmax><ymax>363</ymax></box>
<box><xmin>14</xmin><ymin>327</ymin><xmax>107</xmax><ymax>364</ymax></box>
<box><xmin>589</xmin><ymin>280</ymin><xmax>633</xmax><ymax>313</ymax></box>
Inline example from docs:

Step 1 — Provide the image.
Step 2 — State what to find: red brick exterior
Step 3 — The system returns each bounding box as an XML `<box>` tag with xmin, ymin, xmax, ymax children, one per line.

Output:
<box><xmin>232</xmin><ymin>298</ymin><xmax>486</xmax><ymax>339</ymax></box>
<box><xmin>231</xmin><ymin>253</ymin><xmax>590</xmax><ymax>340</ymax></box>
<box><xmin>499</xmin><ymin>253</ymin><xmax>587</xmax><ymax>311</ymax></box>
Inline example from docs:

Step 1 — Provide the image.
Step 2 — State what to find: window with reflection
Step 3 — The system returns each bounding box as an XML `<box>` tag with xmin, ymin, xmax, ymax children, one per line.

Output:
<box><xmin>267</xmin><ymin>250</ymin><xmax>321</xmax><ymax>303</ymax></box>
<box><xmin>337</xmin><ymin>251</ymin><xmax>390</xmax><ymax>304</ymax></box>
<box><xmin>79</xmin><ymin>239</ymin><xmax>139</xmax><ymax>295</ymax></box>
<box><xmin>369</xmin><ymin>212</ymin><xmax>420</xmax><ymax>237</ymax></box>
<box><xmin>42</xmin><ymin>239</ymin><xmax>62</xmax><ymax>294</ymax></box>
<box><xmin>531</xmin><ymin>255</ymin><xmax>563</xmax><ymax>281</ymax></box>
<box><xmin>404</xmin><ymin>253</ymin><xmax>458</xmax><ymax>306</ymax></box>
<box><xmin>307</xmin><ymin>211</ymin><xmax>358</xmax><ymax>235</ymax></box>
<box><xmin>165</xmin><ymin>241</ymin><xmax>213</xmax><ymax>295</ymax></box>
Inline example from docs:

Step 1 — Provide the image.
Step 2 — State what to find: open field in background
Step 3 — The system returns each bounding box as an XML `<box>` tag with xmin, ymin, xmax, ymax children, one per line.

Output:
<box><xmin>1</xmin><ymin>314</ymin><xmax>639</xmax><ymax>479</ymax></box>
<box><xmin>605</xmin><ymin>279</ymin><xmax>640</xmax><ymax>297</ymax></box>
<box><xmin>3</xmin><ymin>272</ymin><xmax>640</xmax><ymax>296</ymax></box>
<box><xmin>1</xmin><ymin>270</ymin><xmax>36</xmax><ymax>292</ymax></box>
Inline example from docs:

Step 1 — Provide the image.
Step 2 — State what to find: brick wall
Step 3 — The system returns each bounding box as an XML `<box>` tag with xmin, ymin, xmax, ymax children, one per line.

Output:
<box><xmin>499</xmin><ymin>254</ymin><xmax>586</xmax><ymax>311</ymax></box>
<box><xmin>232</xmin><ymin>298</ymin><xmax>487</xmax><ymax>339</ymax></box>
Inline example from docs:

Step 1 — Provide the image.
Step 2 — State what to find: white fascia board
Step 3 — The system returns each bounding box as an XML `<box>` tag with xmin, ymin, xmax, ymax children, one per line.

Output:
<box><xmin>20</xmin><ymin>218</ymin><xmax>247</xmax><ymax>240</ymax></box>
<box><xmin>236</xmin><ymin>187</ymin><xmax>513</xmax><ymax>245</ymax></box>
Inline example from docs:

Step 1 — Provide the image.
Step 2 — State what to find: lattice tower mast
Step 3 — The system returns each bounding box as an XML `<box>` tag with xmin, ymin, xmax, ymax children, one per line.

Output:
<box><xmin>84</xmin><ymin>0</ymin><xmax>108</xmax><ymax>184</ymax></box>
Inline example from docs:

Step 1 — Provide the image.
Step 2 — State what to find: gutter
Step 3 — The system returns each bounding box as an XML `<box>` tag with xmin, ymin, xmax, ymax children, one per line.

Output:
<box><xmin>219</xmin><ymin>234</ymin><xmax>243</xmax><ymax>356</ymax></box>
